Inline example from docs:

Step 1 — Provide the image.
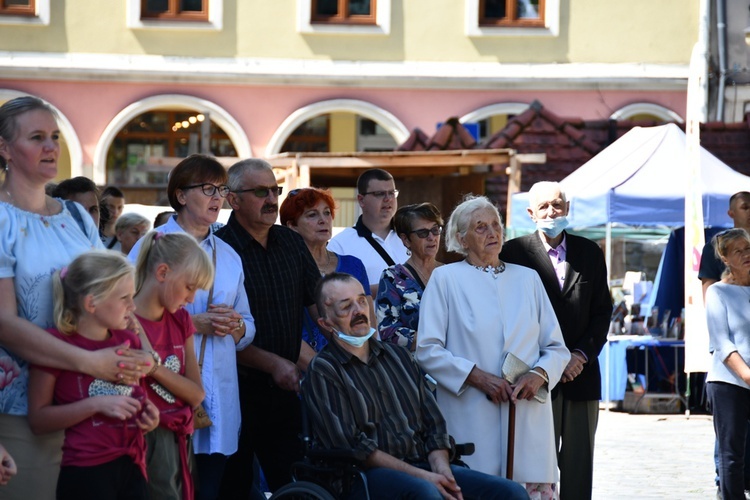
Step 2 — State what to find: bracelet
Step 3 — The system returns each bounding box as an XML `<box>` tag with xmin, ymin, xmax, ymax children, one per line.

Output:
<box><xmin>529</xmin><ymin>368</ymin><xmax>549</xmax><ymax>384</ymax></box>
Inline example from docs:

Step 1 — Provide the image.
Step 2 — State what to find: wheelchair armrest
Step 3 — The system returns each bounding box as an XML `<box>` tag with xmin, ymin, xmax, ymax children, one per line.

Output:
<box><xmin>454</xmin><ymin>442</ymin><xmax>475</xmax><ymax>458</ymax></box>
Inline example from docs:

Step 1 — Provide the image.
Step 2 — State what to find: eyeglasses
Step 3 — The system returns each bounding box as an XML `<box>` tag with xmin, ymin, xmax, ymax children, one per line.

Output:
<box><xmin>232</xmin><ymin>186</ymin><xmax>284</xmax><ymax>198</ymax></box>
<box><xmin>364</xmin><ymin>189</ymin><xmax>399</xmax><ymax>199</ymax></box>
<box><xmin>409</xmin><ymin>225</ymin><xmax>443</xmax><ymax>239</ymax></box>
<box><xmin>182</xmin><ymin>183</ymin><xmax>230</xmax><ymax>198</ymax></box>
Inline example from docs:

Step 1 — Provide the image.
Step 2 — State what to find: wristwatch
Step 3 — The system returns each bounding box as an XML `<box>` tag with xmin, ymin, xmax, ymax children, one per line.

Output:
<box><xmin>236</xmin><ymin>318</ymin><xmax>244</xmax><ymax>332</ymax></box>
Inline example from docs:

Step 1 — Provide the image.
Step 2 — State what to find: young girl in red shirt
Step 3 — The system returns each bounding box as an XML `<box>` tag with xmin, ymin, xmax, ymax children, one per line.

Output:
<box><xmin>133</xmin><ymin>231</ymin><xmax>213</xmax><ymax>500</ymax></box>
<box><xmin>28</xmin><ymin>251</ymin><xmax>160</xmax><ymax>500</ymax></box>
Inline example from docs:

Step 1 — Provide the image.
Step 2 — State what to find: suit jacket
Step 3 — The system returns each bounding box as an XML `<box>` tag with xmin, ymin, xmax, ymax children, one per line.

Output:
<box><xmin>500</xmin><ymin>231</ymin><xmax>612</xmax><ymax>401</ymax></box>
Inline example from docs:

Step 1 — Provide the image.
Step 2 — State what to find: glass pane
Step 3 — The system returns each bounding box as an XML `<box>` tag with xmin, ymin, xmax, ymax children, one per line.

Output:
<box><xmin>290</xmin><ymin>115</ymin><xmax>329</xmax><ymax>137</ymax></box>
<box><xmin>517</xmin><ymin>0</ymin><xmax>540</xmax><ymax>19</ymax></box>
<box><xmin>181</xmin><ymin>0</ymin><xmax>204</xmax><ymax>12</ymax></box>
<box><xmin>123</xmin><ymin>112</ymin><xmax>169</xmax><ymax>133</ymax></box>
<box><xmin>348</xmin><ymin>0</ymin><xmax>370</xmax><ymax>16</ymax></box>
<box><xmin>6</xmin><ymin>0</ymin><xmax>32</xmax><ymax>6</ymax></box>
<box><xmin>484</xmin><ymin>0</ymin><xmax>506</xmax><ymax>19</ymax></box>
<box><xmin>146</xmin><ymin>0</ymin><xmax>169</xmax><ymax>13</ymax></box>
<box><xmin>316</xmin><ymin>0</ymin><xmax>338</xmax><ymax>16</ymax></box>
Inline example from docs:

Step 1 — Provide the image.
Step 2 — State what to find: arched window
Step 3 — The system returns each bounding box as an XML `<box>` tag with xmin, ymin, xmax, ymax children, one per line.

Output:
<box><xmin>105</xmin><ymin>109</ymin><xmax>237</xmax><ymax>186</ymax></box>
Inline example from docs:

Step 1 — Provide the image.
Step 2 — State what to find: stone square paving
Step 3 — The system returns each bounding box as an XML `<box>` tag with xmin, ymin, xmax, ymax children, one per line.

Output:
<box><xmin>593</xmin><ymin>409</ymin><xmax>715</xmax><ymax>499</ymax></box>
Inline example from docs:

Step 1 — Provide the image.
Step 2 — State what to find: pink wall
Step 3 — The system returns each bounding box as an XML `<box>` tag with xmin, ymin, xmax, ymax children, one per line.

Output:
<box><xmin>1</xmin><ymin>79</ymin><xmax>687</xmax><ymax>165</ymax></box>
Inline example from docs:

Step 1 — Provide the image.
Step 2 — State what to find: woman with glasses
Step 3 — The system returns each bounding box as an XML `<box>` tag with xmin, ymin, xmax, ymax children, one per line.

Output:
<box><xmin>279</xmin><ymin>187</ymin><xmax>371</xmax><ymax>352</ymax></box>
<box><xmin>376</xmin><ymin>203</ymin><xmax>444</xmax><ymax>352</ymax></box>
<box><xmin>706</xmin><ymin>228</ymin><xmax>750</xmax><ymax>500</ymax></box>
<box><xmin>127</xmin><ymin>154</ymin><xmax>256</xmax><ymax>500</ymax></box>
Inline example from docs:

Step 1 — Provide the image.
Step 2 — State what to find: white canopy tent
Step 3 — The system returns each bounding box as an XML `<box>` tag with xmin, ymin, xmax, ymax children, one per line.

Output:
<box><xmin>508</xmin><ymin>123</ymin><xmax>750</xmax><ymax>376</ymax></box>
<box><xmin>509</xmin><ymin>123</ymin><xmax>750</xmax><ymax>230</ymax></box>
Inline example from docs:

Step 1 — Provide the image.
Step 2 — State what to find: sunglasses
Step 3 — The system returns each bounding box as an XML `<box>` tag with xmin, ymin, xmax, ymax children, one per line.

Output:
<box><xmin>409</xmin><ymin>225</ymin><xmax>443</xmax><ymax>239</ymax></box>
<box><xmin>232</xmin><ymin>186</ymin><xmax>284</xmax><ymax>198</ymax></box>
<box><xmin>182</xmin><ymin>183</ymin><xmax>230</xmax><ymax>198</ymax></box>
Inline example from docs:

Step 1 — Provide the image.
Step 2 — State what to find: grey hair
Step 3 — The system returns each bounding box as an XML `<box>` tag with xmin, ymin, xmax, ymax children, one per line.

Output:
<box><xmin>227</xmin><ymin>158</ymin><xmax>273</xmax><ymax>191</ymax></box>
<box><xmin>445</xmin><ymin>195</ymin><xmax>504</xmax><ymax>256</ymax></box>
<box><xmin>528</xmin><ymin>181</ymin><xmax>567</xmax><ymax>209</ymax></box>
<box><xmin>114</xmin><ymin>212</ymin><xmax>151</xmax><ymax>234</ymax></box>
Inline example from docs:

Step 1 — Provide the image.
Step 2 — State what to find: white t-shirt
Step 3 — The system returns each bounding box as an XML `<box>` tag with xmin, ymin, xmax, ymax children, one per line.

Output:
<box><xmin>328</xmin><ymin>226</ymin><xmax>409</xmax><ymax>286</ymax></box>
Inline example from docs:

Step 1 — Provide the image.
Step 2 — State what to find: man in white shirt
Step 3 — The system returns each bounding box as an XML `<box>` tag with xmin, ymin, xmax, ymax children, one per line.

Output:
<box><xmin>328</xmin><ymin>168</ymin><xmax>409</xmax><ymax>296</ymax></box>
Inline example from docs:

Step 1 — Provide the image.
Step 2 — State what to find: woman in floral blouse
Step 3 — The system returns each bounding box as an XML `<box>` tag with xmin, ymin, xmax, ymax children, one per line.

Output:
<box><xmin>376</xmin><ymin>203</ymin><xmax>444</xmax><ymax>351</ymax></box>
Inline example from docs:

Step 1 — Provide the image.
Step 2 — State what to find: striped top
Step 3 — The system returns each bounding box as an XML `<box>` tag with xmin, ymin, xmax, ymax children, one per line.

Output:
<box><xmin>303</xmin><ymin>338</ymin><xmax>451</xmax><ymax>463</ymax></box>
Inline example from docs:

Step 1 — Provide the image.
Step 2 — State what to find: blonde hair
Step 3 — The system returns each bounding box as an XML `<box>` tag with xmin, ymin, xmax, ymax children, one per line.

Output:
<box><xmin>134</xmin><ymin>231</ymin><xmax>214</xmax><ymax>295</ymax></box>
<box><xmin>444</xmin><ymin>195</ymin><xmax>504</xmax><ymax>256</ymax></box>
<box><xmin>52</xmin><ymin>251</ymin><xmax>134</xmax><ymax>334</ymax></box>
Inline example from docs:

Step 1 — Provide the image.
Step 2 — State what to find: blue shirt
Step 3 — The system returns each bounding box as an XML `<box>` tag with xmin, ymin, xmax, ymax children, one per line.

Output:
<box><xmin>706</xmin><ymin>282</ymin><xmax>750</xmax><ymax>389</ymax></box>
<box><xmin>129</xmin><ymin>214</ymin><xmax>256</xmax><ymax>455</ymax></box>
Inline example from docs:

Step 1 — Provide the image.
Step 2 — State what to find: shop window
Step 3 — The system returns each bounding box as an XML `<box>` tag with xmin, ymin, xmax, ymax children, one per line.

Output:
<box><xmin>480</xmin><ymin>0</ymin><xmax>544</xmax><ymax>27</ymax></box>
<box><xmin>311</xmin><ymin>0</ymin><xmax>376</xmax><ymax>25</ymax></box>
<box><xmin>140</xmin><ymin>0</ymin><xmax>208</xmax><ymax>21</ymax></box>
<box><xmin>281</xmin><ymin>115</ymin><xmax>330</xmax><ymax>153</ymax></box>
<box><xmin>107</xmin><ymin>110</ymin><xmax>237</xmax><ymax>186</ymax></box>
<box><xmin>0</xmin><ymin>0</ymin><xmax>34</xmax><ymax>16</ymax></box>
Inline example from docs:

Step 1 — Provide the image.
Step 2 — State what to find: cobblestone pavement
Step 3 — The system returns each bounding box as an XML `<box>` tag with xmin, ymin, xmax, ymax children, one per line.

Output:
<box><xmin>593</xmin><ymin>410</ymin><xmax>715</xmax><ymax>499</ymax></box>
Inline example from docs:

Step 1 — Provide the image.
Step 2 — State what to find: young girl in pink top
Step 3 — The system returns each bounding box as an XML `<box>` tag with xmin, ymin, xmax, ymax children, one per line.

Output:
<box><xmin>27</xmin><ymin>251</ymin><xmax>160</xmax><ymax>500</ymax></box>
<box><xmin>133</xmin><ymin>231</ymin><xmax>212</xmax><ymax>500</ymax></box>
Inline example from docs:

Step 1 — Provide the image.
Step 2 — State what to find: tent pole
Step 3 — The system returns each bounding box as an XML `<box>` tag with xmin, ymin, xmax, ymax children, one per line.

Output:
<box><xmin>605</xmin><ymin>222</ymin><xmax>612</xmax><ymax>291</ymax></box>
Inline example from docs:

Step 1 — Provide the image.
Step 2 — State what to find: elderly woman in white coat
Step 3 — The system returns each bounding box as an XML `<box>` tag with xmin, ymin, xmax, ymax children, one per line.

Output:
<box><xmin>416</xmin><ymin>195</ymin><xmax>569</xmax><ymax>499</ymax></box>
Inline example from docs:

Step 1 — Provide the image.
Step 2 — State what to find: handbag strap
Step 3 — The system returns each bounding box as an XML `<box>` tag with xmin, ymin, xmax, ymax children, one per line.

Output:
<box><xmin>198</xmin><ymin>240</ymin><xmax>218</xmax><ymax>374</ymax></box>
<box><xmin>403</xmin><ymin>263</ymin><xmax>426</xmax><ymax>291</ymax></box>
<box><xmin>354</xmin><ymin>215</ymin><xmax>396</xmax><ymax>267</ymax></box>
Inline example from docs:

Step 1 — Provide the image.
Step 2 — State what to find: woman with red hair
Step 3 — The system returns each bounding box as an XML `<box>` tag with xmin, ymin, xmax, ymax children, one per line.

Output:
<box><xmin>280</xmin><ymin>187</ymin><xmax>372</xmax><ymax>351</ymax></box>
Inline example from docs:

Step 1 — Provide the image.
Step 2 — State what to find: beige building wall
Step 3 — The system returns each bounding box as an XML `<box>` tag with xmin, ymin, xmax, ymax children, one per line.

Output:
<box><xmin>329</xmin><ymin>113</ymin><xmax>357</xmax><ymax>153</ymax></box>
<box><xmin>1</xmin><ymin>0</ymin><xmax>696</xmax><ymax>65</ymax></box>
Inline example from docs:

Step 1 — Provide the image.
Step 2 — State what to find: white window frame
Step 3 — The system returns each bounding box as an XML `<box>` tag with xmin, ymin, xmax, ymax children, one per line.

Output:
<box><xmin>0</xmin><ymin>0</ymin><xmax>49</xmax><ymax>26</ymax></box>
<box><xmin>465</xmin><ymin>0</ymin><xmax>559</xmax><ymax>37</ymax></box>
<box><xmin>127</xmin><ymin>0</ymin><xmax>223</xmax><ymax>31</ymax></box>
<box><xmin>297</xmin><ymin>0</ymin><xmax>391</xmax><ymax>35</ymax></box>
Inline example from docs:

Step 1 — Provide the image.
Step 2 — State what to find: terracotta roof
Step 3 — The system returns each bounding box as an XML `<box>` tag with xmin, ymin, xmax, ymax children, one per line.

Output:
<box><xmin>396</xmin><ymin>101</ymin><xmax>750</xmax><ymax>219</ymax></box>
<box><xmin>395</xmin><ymin>128</ymin><xmax>430</xmax><ymax>151</ymax></box>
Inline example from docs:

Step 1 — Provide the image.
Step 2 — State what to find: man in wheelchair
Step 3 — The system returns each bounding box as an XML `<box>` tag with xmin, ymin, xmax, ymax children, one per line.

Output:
<box><xmin>301</xmin><ymin>273</ymin><xmax>528</xmax><ymax>499</ymax></box>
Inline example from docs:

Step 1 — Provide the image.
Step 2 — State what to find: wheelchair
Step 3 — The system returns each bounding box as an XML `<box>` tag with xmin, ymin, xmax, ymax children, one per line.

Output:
<box><xmin>270</xmin><ymin>401</ymin><xmax>475</xmax><ymax>500</ymax></box>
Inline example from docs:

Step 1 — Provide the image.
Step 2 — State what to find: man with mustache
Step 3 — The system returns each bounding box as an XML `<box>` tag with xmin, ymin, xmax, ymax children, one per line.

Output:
<box><xmin>328</xmin><ymin>168</ymin><xmax>408</xmax><ymax>296</ymax></box>
<box><xmin>215</xmin><ymin>159</ymin><xmax>321</xmax><ymax>498</ymax></box>
<box><xmin>303</xmin><ymin>272</ymin><xmax>528</xmax><ymax>499</ymax></box>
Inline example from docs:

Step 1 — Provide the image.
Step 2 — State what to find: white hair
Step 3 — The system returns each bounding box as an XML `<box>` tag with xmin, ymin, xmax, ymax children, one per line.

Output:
<box><xmin>528</xmin><ymin>181</ymin><xmax>567</xmax><ymax>209</ymax></box>
<box><xmin>445</xmin><ymin>195</ymin><xmax>504</xmax><ymax>256</ymax></box>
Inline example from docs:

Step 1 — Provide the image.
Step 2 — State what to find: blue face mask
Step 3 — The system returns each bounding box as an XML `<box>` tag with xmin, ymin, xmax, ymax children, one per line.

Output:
<box><xmin>335</xmin><ymin>327</ymin><xmax>377</xmax><ymax>348</ymax></box>
<box><xmin>536</xmin><ymin>216</ymin><xmax>569</xmax><ymax>238</ymax></box>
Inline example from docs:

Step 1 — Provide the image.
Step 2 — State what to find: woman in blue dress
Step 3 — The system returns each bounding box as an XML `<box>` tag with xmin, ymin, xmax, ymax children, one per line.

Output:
<box><xmin>280</xmin><ymin>187</ymin><xmax>370</xmax><ymax>351</ymax></box>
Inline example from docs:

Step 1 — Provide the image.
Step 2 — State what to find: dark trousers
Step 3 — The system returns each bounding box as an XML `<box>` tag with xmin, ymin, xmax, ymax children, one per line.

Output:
<box><xmin>708</xmin><ymin>381</ymin><xmax>750</xmax><ymax>500</ymax></box>
<box><xmin>57</xmin><ymin>455</ymin><xmax>147</xmax><ymax>500</ymax></box>
<box><xmin>195</xmin><ymin>453</ymin><xmax>228</xmax><ymax>500</ymax></box>
<box><xmin>219</xmin><ymin>370</ymin><xmax>303</xmax><ymax>498</ymax></box>
<box><xmin>348</xmin><ymin>463</ymin><xmax>528</xmax><ymax>500</ymax></box>
<box><xmin>552</xmin><ymin>394</ymin><xmax>598</xmax><ymax>500</ymax></box>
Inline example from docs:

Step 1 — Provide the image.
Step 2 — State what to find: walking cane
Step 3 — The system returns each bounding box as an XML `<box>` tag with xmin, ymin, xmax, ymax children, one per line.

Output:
<box><xmin>506</xmin><ymin>400</ymin><xmax>516</xmax><ymax>480</ymax></box>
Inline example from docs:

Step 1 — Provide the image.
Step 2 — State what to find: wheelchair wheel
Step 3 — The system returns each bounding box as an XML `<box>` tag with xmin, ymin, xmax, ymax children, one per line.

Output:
<box><xmin>270</xmin><ymin>481</ymin><xmax>337</xmax><ymax>500</ymax></box>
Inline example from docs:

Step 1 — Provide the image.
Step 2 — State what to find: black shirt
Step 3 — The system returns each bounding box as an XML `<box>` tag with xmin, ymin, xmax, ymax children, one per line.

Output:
<box><xmin>215</xmin><ymin>213</ymin><xmax>320</xmax><ymax>363</ymax></box>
